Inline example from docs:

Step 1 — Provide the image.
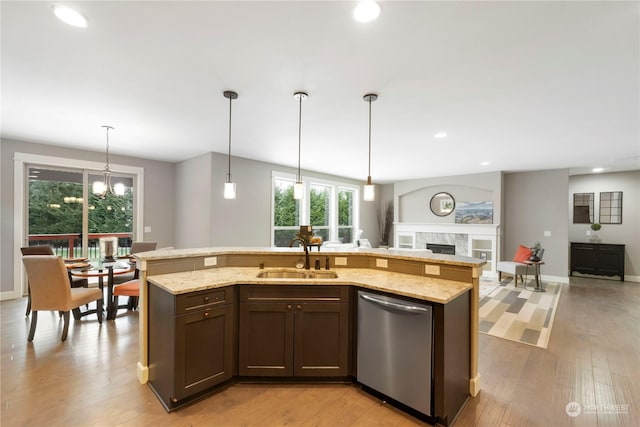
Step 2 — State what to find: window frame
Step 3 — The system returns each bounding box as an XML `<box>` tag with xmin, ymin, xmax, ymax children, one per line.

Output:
<box><xmin>271</xmin><ymin>171</ymin><xmax>359</xmax><ymax>247</ymax></box>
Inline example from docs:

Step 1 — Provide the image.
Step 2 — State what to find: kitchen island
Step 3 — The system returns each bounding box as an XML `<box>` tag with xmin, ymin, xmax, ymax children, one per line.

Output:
<box><xmin>134</xmin><ymin>247</ymin><xmax>484</xmax><ymax>425</ymax></box>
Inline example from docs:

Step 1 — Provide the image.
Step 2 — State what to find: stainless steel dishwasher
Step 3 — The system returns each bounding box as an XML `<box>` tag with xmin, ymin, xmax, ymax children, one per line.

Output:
<box><xmin>357</xmin><ymin>290</ymin><xmax>433</xmax><ymax>417</ymax></box>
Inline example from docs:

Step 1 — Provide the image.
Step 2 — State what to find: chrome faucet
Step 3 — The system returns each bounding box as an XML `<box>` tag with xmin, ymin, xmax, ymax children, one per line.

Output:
<box><xmin>290</xmin><ymin>238</ymin><xmax>310</xmax><ymax>270</ymax></box>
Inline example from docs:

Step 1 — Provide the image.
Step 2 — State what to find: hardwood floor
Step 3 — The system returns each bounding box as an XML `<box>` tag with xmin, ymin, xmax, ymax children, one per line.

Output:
<box><xmin>1</xmin><ymin>277</ymin><xmax>639</xmax><ymax>426</ymax></box>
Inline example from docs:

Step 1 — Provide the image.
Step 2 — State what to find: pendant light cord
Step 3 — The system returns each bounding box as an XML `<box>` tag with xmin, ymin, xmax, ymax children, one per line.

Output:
<box><xmin>227</xmin><ymin>95</ymin><xmax>232</xmax><ymax>182</ymax></box>
<box><xmin>104</xmin><ymin>126</ymin><xmax>111</xmax><ymax>173</ymax></box>
<box><xmin>367</xmin><ymin>97</ymin><xmax>372</xmax><ymax>178</ymax></box>
<box><xmin>297</xmin><ymin>95</ymin><xmax>302</xmax><ymax>182</ymax></box>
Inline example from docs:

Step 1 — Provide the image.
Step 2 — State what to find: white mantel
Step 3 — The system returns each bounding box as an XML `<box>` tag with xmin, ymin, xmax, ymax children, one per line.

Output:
<box><xmin>395</xmin><ymin>222</ymin><xmax>500</xmax><ymax>277</ymax></box>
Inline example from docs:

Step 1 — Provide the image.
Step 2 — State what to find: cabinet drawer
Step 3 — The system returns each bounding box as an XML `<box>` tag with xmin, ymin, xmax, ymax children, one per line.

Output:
<box><xmin>240</xmin><ymin>285</ymin><xmax>348</xmax><ymax>303</ymax></box>
<box><xmin>176</xmin><ymin>287</ymin><xmax>234</xmax><ymax>314</ymax></box>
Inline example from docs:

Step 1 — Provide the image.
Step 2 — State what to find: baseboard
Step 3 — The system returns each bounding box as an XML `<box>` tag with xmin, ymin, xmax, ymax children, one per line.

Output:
<box><xmin>0</xmin><ymin>290</ymin><xmax>21</xmax><ymax>301</ymax></box>
<box><xmin>541</xmin><ymin>274</ymin><xmax>569</xmax><ymax>284</ymax></box>
<box><xmin>137</xmin><ymin>361</ymin><xmax>149</xmax><ymax>384</ymax></box>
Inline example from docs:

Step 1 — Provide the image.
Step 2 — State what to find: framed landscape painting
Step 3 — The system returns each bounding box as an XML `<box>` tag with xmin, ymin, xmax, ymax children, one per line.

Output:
<box><xmin>455</xmin><ymin>201</ymin><xmax>494</xmax><ymax>224</ymax></box>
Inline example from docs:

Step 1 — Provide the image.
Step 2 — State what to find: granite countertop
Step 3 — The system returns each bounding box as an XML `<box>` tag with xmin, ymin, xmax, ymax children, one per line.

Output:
<box><xmin>134</xmin><ymin>246</ymin><xmax>485</xmax><ymax>268</ymax></box>
<box><xmin>147</xmin><ymin>267</ymin><xmax>473</xmax><ymax>304</ymax></box>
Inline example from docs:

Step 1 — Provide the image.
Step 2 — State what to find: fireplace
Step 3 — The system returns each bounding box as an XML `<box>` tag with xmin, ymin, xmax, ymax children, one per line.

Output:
<box><xmin>427</xmin><ymin>243</ymin><xmax>456</xmax><ymax>255</ymax></box>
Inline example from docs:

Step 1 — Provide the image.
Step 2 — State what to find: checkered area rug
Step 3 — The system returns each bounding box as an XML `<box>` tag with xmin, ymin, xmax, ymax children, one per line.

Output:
<box><xmin>478</xmin><ymin>277</ymin><xmax>563</xmax><ymax>348</ymax></box>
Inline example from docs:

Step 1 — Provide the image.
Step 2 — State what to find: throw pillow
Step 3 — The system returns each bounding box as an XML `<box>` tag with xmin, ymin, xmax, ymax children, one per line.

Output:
<box><xmin>513</xmin><ymin>245</ymin><xmax>532</xmax><ymax>263</ymax></box>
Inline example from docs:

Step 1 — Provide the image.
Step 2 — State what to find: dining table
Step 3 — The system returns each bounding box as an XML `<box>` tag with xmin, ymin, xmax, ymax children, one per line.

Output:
<box><xmin>68</xmin><ymin>259</ymin><xmax>135</xmax><ymax>320</ymax></box>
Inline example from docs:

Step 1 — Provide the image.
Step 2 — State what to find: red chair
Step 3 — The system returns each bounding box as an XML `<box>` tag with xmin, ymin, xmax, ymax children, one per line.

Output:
<box><xmin>112</xmin><ymin>279</ymin><xmax>140</xmax><ymax>316</ymax></box>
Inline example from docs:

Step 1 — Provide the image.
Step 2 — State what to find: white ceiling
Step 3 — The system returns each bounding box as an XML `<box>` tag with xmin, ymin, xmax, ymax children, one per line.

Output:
<box><xmin>2</xmin><ymin>1</ymin><xmax>639</xmax><ymax>182</ymax></box>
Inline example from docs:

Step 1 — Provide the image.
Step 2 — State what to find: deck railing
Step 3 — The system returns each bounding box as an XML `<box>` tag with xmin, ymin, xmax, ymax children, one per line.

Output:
<box><xmin>27</xmin><ymin>233</ymin><xmax>133</xmax><ymax>259</ymax></box>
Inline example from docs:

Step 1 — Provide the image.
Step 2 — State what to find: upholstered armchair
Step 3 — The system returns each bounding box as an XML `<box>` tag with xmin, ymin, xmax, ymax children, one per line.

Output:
<box><xmin>22</xmin><ymin>255</ymin><xmax>103</xmax><ymax>342</ymax></box>
<box><xmin>497</xmin><ymin>246</ymin><xmax>545</xmax><ymax>287</ymax></box>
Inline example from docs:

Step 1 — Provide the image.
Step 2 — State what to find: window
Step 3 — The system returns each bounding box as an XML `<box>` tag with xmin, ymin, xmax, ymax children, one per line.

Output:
<box><xmin>310</xmin><ymin>184</ymin><xmax>331</xmax><ymax>242</ymax></box>
<box><xmin>271</xmin><ymin>173</ymin><xmax>359</xmax><ymax>247</ymax></box>
<box><xmin>338</xmin><ymin>189</ymin><xmax>355</xmax><ymax>244</ymax></box>
<box><xmin>273</xmin><ymin>177</ymin><xmax>301</xmax><ymax>247</ymax></box>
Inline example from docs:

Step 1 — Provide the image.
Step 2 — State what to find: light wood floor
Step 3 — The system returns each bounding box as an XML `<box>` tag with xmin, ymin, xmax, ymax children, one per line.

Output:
<box><xmin>1</xmin><ymin>276</ymin><xmax>639</xmax><ymax>426</ymax></box>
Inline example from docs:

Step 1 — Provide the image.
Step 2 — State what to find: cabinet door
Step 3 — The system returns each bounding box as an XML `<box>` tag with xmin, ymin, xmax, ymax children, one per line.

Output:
<box><xmin>239</xmin><ymin>302</ymin><xmax>294</xmax><ymax>376</ymax></box>
<box><xmin>174</xmin><ymin>304</ymin><xmax>234</xmax><ymax>400</ymax></box>
<box><xmin>294</xmin><ymin>302</ymin><xmax>350</xmax><ymax>377</ymax></box>
<box><xmin>571</xmin><ymin>244</ymin><xmax>597</xmax><ymax>273</ymax></box>
<box><xmin>597</xmin><ymin>245</ymin><xmax>624</xmax><ymax>276</ymax></box>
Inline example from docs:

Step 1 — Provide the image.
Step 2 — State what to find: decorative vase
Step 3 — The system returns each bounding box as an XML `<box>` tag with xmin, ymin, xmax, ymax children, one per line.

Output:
<box><xmin>528</xmin><ymin>254</ymin><xmax>540</xmax><ymax>262</ymax></box>
<box><xmin>590</xmin><ymin>232</ymin><xmax>601</xmax><ymax>243</ymax></box>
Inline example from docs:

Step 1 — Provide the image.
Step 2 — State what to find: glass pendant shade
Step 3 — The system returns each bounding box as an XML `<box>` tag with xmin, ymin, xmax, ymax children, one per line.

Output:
<box><xmin>92</xmin><ymin>180</ymin><xmax>106</xmax><ymax>195</ymax></box>
<box><xmin>224</xmin><ymin>181</ymin><xmax>236</xmax><ymax>199</ymax></box>
<box><xmin>363</xmin><ymin>177</ymin><xmax>375</xmax><ymax>201</ymax></box>
<box><xmin>113</xmin><ymin>182</ymin><xmax>125</xmax><ymax>196</ymax></box>
<box><xmin>294</xmin><ymin>181</ymin><xmax>304</xmax><ymax>200</ymax></box>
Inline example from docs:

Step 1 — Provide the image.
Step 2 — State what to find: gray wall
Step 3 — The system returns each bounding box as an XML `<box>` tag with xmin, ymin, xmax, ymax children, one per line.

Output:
<box><xmin>174</xmin><ymin>152</ymin><xmax>381</xmax><ymax>248</ymax></box>
<box><xmin>569</xmin><ymin>170</ymin><xmax>640</xmax><ymax>278</ymax></box>
<box><xmin>394</xmin><ymin>172</ymin><xmax>503</xmax><ymax>225</ymax></box>
<box><xmin>175</xmin><ymin>153</ymin><xmax>212</xmax><ymax>248</ymax></box>
<box><xmin>502</xmin><ymin>169</ymin><xmax>569</xmax><ymax>279</ymax></box>
<box><xmin>0</xmin><ymin>138</ymin><xmax>176</xmax><ymax>293</ymax></box>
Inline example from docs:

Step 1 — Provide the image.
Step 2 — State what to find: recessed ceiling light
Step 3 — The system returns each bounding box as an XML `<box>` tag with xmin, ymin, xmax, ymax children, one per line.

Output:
<box><xmin>480</xmin><ymin>161</ymin><xmax>490</xmax><ymax>166</ymax></box>
<box><xmin>434</xmin><ymin>132</ymin><xmax>447</xmax><ymax>138</ymax></box>
<box><xmin>53</xmin><ymin>5</ymin><xmax>88</xmax><ymax>28</ymax></box>
<box><xmin>592</xmin><ymin>167</ymin><xmax>604</xmax><ymax>173</ymax></box>
<box><xmin>353</xmin><ymin>1</ymin><xmax>381</xmax><ymax>23</ymax></box>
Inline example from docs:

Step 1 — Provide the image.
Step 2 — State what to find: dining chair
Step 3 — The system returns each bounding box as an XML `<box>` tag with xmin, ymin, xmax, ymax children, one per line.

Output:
<box><xmin>21</xmin><ymin>245</ymin><xmax>89</xmax><ymax>316</ymax></box>
<box><xmin>22</xmin><ymin>255</ymin><xmax>103</xmax><ymax>342</ymax></box>
<box><xmin>112</xmin><ymin>245</ymin><xmax>170</xmax><ymax>319</ymax></box>
<box><xmin>113</xmin><ymin>241</ymin><xmax>157</xmax><ymax>285</ymax></box>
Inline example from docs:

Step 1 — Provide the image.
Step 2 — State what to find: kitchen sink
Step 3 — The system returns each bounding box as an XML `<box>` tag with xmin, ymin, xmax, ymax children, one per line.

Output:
<box><xmin>256</xmin><ymin>270</ymin><xmax>308</xmax><ymax>279</ymax></box>
<box><xmin>256</xmin><ymin>269</ymin><xmax>339</xmax><ymax>279</ymax></box>
<box><xmin>307</xmin><ymin>271</ymin><xmax>339</xmax><ymax>279</ymax></box>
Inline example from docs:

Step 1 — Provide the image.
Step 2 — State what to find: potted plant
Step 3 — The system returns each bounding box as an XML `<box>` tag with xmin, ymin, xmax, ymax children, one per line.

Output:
<box><xmin>378</xmin><ymin>201</ymin><xmax>393</xmax><ymax>248</ymax></box>
<box><xmin>529</xmin><ymin>241</ymin><xmax>542</xmax><ymax>262</ymax></box>
<box><xmin>590</xmin><ymin>223</ymin><xmax>602</xmax><ymax>243</ymax></box>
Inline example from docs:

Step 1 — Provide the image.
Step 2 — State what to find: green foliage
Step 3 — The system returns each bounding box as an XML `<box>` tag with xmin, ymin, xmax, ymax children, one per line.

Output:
<box><xmin>338</xmin><ymin>190</ymin><xmax>353</xmax><ymax>226</ymax></box>
<box><xmin>29</xmin><ymin>181</ymin><xmax>83</xmax><ymax>234</ymax></box>
<box><xmin>28</xmin><ymin>180</ymin><xmax>133</xmax><ymax>235</ymax></box>
<box><xmin>273</xmin><ymin>181</ymin><xmax>299</xmax><ymax>227</ymax></box>
<box><xmin>310</xmin><ymin>186</ymin><xmax>329</xmax><ymax>226</ymax></box>
<box><xmin>88</xmin><ymin>191</ymin><xmax>133</xmax><ymax>233</ymax></box>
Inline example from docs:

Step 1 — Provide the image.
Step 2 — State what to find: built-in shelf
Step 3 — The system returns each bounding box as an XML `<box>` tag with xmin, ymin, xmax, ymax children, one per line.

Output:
<box><xmin>395</xmin><ymin>222</ymin><xmax>500</xmax><ymax>277</ymax></box>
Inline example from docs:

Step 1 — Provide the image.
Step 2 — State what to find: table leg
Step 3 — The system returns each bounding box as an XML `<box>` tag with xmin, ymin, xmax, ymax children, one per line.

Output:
<box><xmin>532</xmin><ymin>264</ymin><xmax>545</xmax><ymax>292</ymax></box>
<box><xmin>106</xmin><ymin>268</ymin><xmax>116</xmax><ymax>320</ymax></box>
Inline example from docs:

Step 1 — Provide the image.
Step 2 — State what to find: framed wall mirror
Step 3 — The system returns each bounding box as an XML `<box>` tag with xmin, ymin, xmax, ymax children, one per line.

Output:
<box><xmin>599</xmin><ymin>191</ymin><xmax>623</xmax><ymax>224</ymax></box>
<box><xmin>430</xmin><ymin>192</ymin><xmax>455</xmax><ymax>217</ymax></box>
<box><xmin>573</xmin><ymin>193</ymin><xmax>594</xmax><ymax>224</ymax></box>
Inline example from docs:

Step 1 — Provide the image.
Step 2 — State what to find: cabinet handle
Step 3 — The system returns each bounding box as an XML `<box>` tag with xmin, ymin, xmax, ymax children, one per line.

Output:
<box><xmin>296</xmin><ymin>304</ymin><xmax>302</xmax><ymax>310</ymax></box>
<box><xmin>204</xmin><ymin>296</ymin><xmax>210</xmax><ymax>303</ymax></box>
<box><xmin>287</xmin><ymin>304</ymin><xmax>292</xmax><ymax>310</ymax></box>
<box><xmin>204</xmin><ymin>311</ymin><xmax>210</xmax><ymax>318</ymax></box>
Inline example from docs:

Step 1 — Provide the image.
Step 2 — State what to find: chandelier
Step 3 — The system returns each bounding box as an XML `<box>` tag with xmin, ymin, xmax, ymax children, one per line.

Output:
<box><xmin>92</xmin><ymin>125</ymin><xmax>125</xmax><ymax>198</ymax></box>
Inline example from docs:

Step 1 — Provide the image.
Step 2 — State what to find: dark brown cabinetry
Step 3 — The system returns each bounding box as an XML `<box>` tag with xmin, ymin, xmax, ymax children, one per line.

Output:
<box><xmin>570</xmin><ymin>242</ymin><xmax>625</xmax><ymax>281</ymax></box>
<box><xmin>239</xmin><ymin>285</ymin><xmax>350</xmax><ymax>378</ymax></box>
<box><xmin>148</xmin><ymin>285</ymin><xmax>235</xmax><ymax>411</ymax></box>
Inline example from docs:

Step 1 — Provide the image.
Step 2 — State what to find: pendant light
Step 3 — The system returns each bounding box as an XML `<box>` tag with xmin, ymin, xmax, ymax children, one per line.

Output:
<box><xmin>223</xmin><ymin>90</ymin><xmax>238</xmax><ymax>199</ymax></box>
<box><xmin>293</xmin><ymin>91</ymin><xmax>308</xmax><ymax>200</ymax></box>
<box><xmin>363</xmin><ymin>93</ymin><xmax>378</xmax><ymax>201</ymax></box>
<box><xmin>93</xmin><ymin>125</ymin><xmax>125</xmax><ymax>198</ymax></box>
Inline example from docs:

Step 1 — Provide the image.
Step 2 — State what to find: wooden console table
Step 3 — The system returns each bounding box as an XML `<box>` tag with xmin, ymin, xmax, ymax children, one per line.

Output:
<box><xmin>570</xmin><ymin>242</ymin><xmax>625</xmax><ymax>281</ymax></box>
